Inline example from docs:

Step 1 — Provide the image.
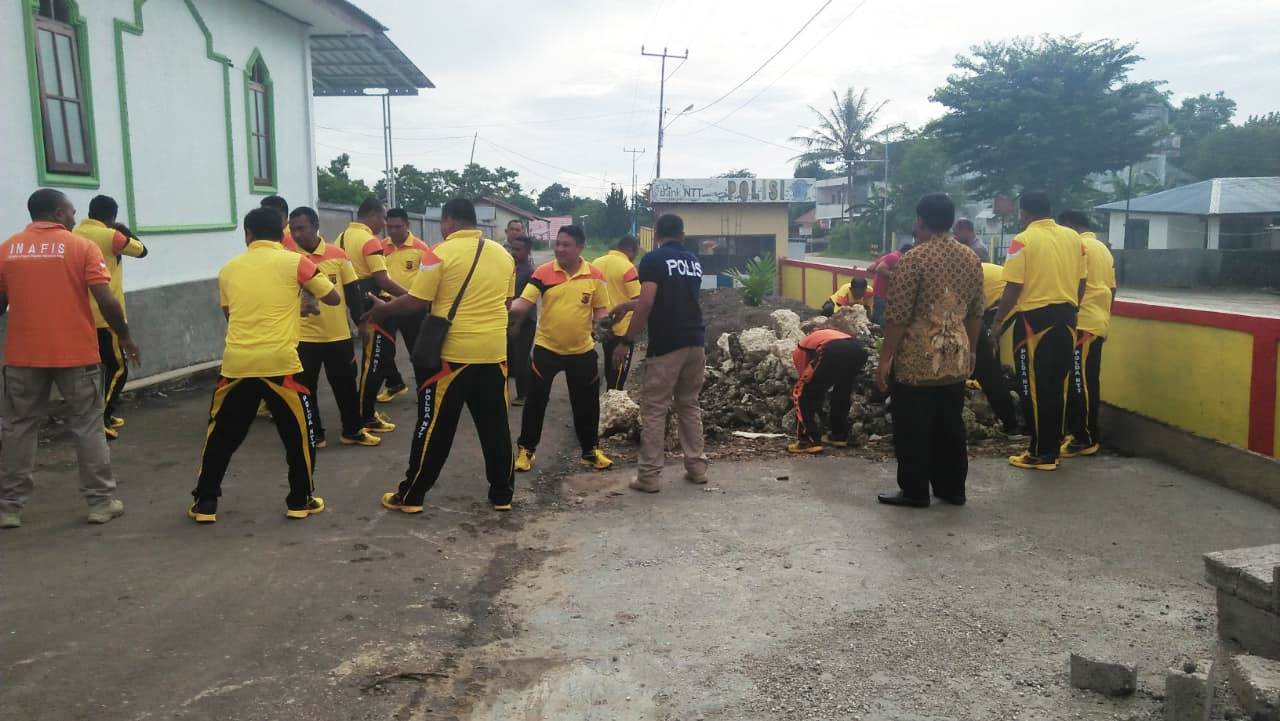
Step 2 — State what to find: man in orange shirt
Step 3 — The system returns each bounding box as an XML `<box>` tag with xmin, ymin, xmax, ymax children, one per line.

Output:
<box><xmin>787</xmin><ymin>329</ymin><xmax>868</xmax><ymax>454</ymax></box>
<box><xmin>0</xmin><ymin>189</ymin><xmax>140</xmax><ymax>529</ymax></box>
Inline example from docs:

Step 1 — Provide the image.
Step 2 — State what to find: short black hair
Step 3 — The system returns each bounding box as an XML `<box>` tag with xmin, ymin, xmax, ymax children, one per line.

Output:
<box><xmin>1056</xmin><ymin>210</ymin><xmax>1093</xmax><ymax>232</ymax></box>
<box><xmin>953</xmin><ymin>217</ymin><xmax>974</xmax><ymax>232</ymax></box>
<box><xmin>511</xmin><ymin>233</ymin><xmax>534</xmax><ymax>250</ymax></box>
<box><xmin>654</xmin><ymin>213</ymin><xmax>684</xmax><ymax>239</ymax></box>
<box><xmin>1019</xmin><ymin>191</ymin><xmax>1052</xmax><ymax>217</ymax></box>
<box><xmin>851</xmin><ymin>277</ymin><xmax>868</xmax><ymax>293</ymax></box>
<box><xmin>616</xmin><ymin>235</ymin><xmax>639</xmax><ymax>252</ymax></box>
<box><xmin>27</xmin><ymin>188</ymin><xmax>66</xmax><ymax>221</ymax></box>
<box><xmin>915</xmin><ymin>192</ymin><xmax>955</xmax><ymax>233</ymax></box>
<box><xmin>289</xmin><ymin>206</ymin><xmax>319</xmax><ymax>227</ymax></box>
<box><xmin>898</xmin><ymin>241</ymin><xmax>915</xmax><ymax>254</ymax></box>
<box><xmin>441</xmin><ymin>198</ymin><xmax>477</xmax><ymax>225</ymax></box>
<box><xmin>88</xmin><ymin>195</ymin><xmax>119</xmax><ymax>223</ymax></box>
<box><xmin>357</xmin><ymin>196</ymin><xmax>385</xmax><ymax>218</ymax></box>
<box><xmin>260</xmin><ymin>195</ymin><xmax>289</xmax><ymax>217</ymax></box>
<box><xmin>506</xmin><ymin>218</ymin><xmax>523</xmax><ymax>229</ymax></box>
<box><xmin>558</xmin><ymin>224</ymin><xmax>586</xmax><ymax>246</ymax></box>
<box><xmin>245</xmin><ymin>207</ymin><xmax>284</xmax><ymax>241</ymax></box>
<box><xmin>386</xmin><ymin>208</ymin><xmax>410</xmax><ymax>223</ymax></box>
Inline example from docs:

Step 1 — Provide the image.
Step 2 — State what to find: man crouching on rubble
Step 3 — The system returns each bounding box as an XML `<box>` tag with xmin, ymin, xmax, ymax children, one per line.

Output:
<box><xmin>787</xmin><ymin>329</ymin><xmax>868</xmax><ymax>454</ymax></box>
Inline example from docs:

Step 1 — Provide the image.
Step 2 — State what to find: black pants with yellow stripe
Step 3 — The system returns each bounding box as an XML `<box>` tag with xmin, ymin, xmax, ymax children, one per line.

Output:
<box><xmin>602</xmin><ymin>333</ymin><xmax>634</xmax><ymax>391</ymax></box>
<box><xmin>194</xmin><ymin>375</ymin><xmax>317</xmax><ymax>509</ymax></box>
<box><xmin>1066</xmin><ymin>332</ymin><xmax>1105</xmax><ymax>448</ymax></box>
<box><xmin>518</xmin><ymin>346</ymin><xmax>600</xmax><ymax>455</ymax></box>
<box><xmin>381</xmin><ymin>310</ymin><xmax>425</xmax><ymax>392</ymax></box>
<box><xmin>1011</xmin><ymin>303</ymin><xmax>1077</xmax><ymax>461</ymax></box>
<box><xmin>298</xmin><ymin>340</ymin><xmax>360</xmax><ymax>438</ymax></box>
<box><xmin>98</xmin><ymin>328</ymin><xmax>127</xmax><ymax>424</ymax></box>
<box><xmin>358</xmin><ymin>324</ymin><xmax>396</xmax><ymax>425</ymax></box>
<box><xmin>792</xmin><ymin>338</ymin><xmax>867</xmax><ymax>445</ymax></box>
<box><xmin>397</xmin><ymin>362</ymin><xmax>514</xmax><ymax>506</ymax></box>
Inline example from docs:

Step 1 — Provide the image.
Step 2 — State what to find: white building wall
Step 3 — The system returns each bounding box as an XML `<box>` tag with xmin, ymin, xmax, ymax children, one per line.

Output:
<box><xmin>1164</xmin><ymin>214</ymin><xmax>1208</xmax><ymax>249</ymax></box>
<box><xmin>0</xmin><ymin>0</ymin><xmax>312</xmax><ymax>292</ymax></box>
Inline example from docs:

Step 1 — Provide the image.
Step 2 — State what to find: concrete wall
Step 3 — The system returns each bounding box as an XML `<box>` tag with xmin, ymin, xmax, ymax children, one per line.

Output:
<box><xmin>1113</xmin><ymin>249</ymin><xmax>1280</xmax><ymax>288</ymax></box>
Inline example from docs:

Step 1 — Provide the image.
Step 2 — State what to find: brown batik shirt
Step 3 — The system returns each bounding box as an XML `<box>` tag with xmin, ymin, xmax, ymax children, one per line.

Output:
<box><xmin>884</xmin><ymin>234</ymin><xmax>984</xmax><ymax>386</ymax></box>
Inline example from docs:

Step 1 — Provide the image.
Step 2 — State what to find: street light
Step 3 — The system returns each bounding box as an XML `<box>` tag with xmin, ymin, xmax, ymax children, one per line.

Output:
<box><xmin>656</xmin><ymin>103</ymin><xmax>694</xmax><ymax>178</ymax></box>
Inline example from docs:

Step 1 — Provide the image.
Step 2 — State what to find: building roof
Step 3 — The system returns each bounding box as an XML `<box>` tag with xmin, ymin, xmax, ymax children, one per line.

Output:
<box><xmin>1095</xmin><ymin>177</ymin><xmax>1280</xmax><ymax>216</ymax></box>
<box><xmin>478</xmin><ymin>196</ymin><xmax>545</xmax><ymax>222</ymax></box>
<box><xmin>795</xmin><ymin>208</ymin><xmax>817</xmax><ymax>225</ymax></box>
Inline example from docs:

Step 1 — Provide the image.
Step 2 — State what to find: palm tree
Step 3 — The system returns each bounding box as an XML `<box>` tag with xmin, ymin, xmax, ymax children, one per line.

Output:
<box><xmin>790</xmin><ymin>87</ymin><xmax>903</xmax><ymax>222</ymax></box>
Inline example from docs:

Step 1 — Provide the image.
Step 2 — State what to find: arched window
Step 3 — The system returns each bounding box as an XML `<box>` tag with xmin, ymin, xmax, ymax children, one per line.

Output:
<box><xmin>246</xmin><ymin>57</ymin><xmax>274</xmax><ymax>189</ymax></box>
<box><xmin>32</xmin><ymin>0</ymin><xmax>93</xmax><ymax>176</ymax></box>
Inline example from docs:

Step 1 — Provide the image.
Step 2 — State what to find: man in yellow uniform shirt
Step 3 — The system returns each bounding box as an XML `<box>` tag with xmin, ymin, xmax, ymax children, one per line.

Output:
<box><xmin>337</xmin><ymin>197</ymin><xmax>405</xmax><ymax>434</ymax></box>
<box><xmin>973</xmin><ymin>261</ymin><xmax>1021</xmax><ymax>434</ymax></box>
<box><xmin>73</xmin><ymin>195</ymin><xmax>147</xmax><ymax>439</ymax></box>
<box><xmin>189</xmin><ymin>207</ymin><xmax>339</xmax><ymax>523</ymax></box>
<box><xmin>367</xmin><ymin>199</ymin><xmax>516</xmax><ymax>513</ymax></box>
<box><xmin>509</xmin><ymin>224</ymin><xmax>612</xmax><ymax>472</ymax></box>
<box><xmin>992</xmin><ymin>192</ymin><xmax>1087</xmax><ymax>471</ymax></box>
<box><xmin>821</xmin><ymin>277</ymin><xmax>873</xmax><ymax>316</ymax></box>
<box><xmin>593</xmin><ymin>235</ymin><xmax>642</xmax><ymax>390</ymax></box>
<box><xmin>1056</xmin><ymin>210</ymin><xmax>1116</xmax><ymax>457</ymax></box>
<box><xmin>376</xmin><ymin>208</ymin><xmax>434</xmax><ymax>402</ymax></box>
<box><xmin>284</xmin><ymin>207</ymin><xmax>381</xmax><ymax>449</ymax></box>
<box><xmin>261</xmin><ymin>195</ymin><xmax>293</xmax><ymax>247</ymax></box>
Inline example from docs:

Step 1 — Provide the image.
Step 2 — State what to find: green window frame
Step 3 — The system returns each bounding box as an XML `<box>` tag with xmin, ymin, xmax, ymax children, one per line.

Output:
<box><xmin>22</xmin><ymin>0</ymin><xmax>100</xmax><ymax>188</ymax></box>
<box><xmin>244</xmin><ymin>49</ymin><xmax>278</xmax><ymax>194</ymax></box>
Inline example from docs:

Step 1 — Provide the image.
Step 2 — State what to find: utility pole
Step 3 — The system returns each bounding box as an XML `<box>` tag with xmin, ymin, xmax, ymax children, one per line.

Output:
<box><xmin>380</xmin><ymin>94</ymin><xmax>396</xmax><ymax>207</ymax></box>
<box><xmin>641</xmin><ymin>46</ymin><xmax>687</xmax><ymax>179</ymax></box>
<box><xmin>623</xmin><ymin>147</ymin><xmax>645</xmax><ymax>233</ymax></box>
<box><xmin>468</xmin><ymin>131</ymin><xmax>478</xmax><ymax>166</ymax></box>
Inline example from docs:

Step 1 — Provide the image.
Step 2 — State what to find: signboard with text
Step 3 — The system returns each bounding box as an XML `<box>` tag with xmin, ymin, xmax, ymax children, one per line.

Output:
<box><xmin>650</xmin><ymin>178</ymin><xmax>814</xmax><ymax>204</ymax></box>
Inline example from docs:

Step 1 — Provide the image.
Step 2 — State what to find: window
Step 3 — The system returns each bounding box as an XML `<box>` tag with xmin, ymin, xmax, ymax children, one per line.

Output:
<box><xmin>1124</xmin><ymin>219</ymin><xmax>1149</xmax><ymax>250</ymax></box>
<box><xmin>247</xmin><ymin>59</ymin><xmax>274</xmax><ymax>188</ymax></box>
<box><xmin>33</xmin><ymin>0</ymin><xmax>92</xmax><ymax>175</ymax></box>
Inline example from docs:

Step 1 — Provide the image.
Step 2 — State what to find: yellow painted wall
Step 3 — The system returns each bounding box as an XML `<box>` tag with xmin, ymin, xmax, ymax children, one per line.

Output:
<box><xmin>638</xmin><ymin>226</ymin><xmax>654</xmax><ymax>252</ymax></box>
<box><xmin>781</xmin><ymin>264</ymin><xmax>803</xmax><ymax>301</ymax></box>
<box><xmin>1274</xmin><ymin>340</ymin><xmax>1280</xmax><ymax>454</ymax></box>
<box><xmin>652</xmin><ymin>203</ymin><xmax>790</xmax><ymax>259</ymax></box>
<box><xmin>804</xmin><ymin>267</ymin><xmax>837</xmax><ymax>308</ymax></box>
<box><xmin>1101</xmin><ymin>318</ymin><xmax>1254</xmax><ymax>448</ymax></box>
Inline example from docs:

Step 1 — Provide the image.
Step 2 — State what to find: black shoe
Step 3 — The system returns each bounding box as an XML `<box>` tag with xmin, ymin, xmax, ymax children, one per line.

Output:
<box><xmin>934</xmin><ymin>493</ymin><xmax>966</xmax><ymax>506</ymax></box>
<box><xmin>877</xmin><ymin>491</ymin><xmax>930</xmax><ymax>508</ymax></box>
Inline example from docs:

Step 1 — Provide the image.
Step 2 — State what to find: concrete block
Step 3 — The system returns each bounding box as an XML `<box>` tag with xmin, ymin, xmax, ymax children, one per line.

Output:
<box><xmin>1217</xmin><ymin>589</ymin><xmax>1280</xmax><ymax>659</ymax></box>
<box><xmin>1227</xmin><ymin>655</ymin><xmax>1280</xmax><ymax>721</ymax></box>
<box><xmin>1204</xmin><ymin>544</ymin><xmax>1280</xmax><ymax>610</ymax></box>
<box><xmin>1164</xmin><ymin>660</ymin><xmax>1211</xmax><ymax>721</ymax></box>
<box><xmin>1071</xmin><ymin>652</ymin><xmax>1137</xmax><ymax>697</ymax></box>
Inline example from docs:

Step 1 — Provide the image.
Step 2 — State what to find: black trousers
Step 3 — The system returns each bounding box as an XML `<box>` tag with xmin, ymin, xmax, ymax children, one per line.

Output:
<box><xmin>507</xmin><ymin>318</ymin><xmax>536</xmax><ymax>399</ymax></box>
<box><xmin>1011</xmin><ymin>303</ymin><xmax>1077</xmax><ymax>460</ymax></box>
<box><xmin>194</xmin><ymin>375</ymin><xmax>317</xmax><ymax>509</ymax></box>
<box><xmin>397</xmin><ymin>362</ymin><xmax>514</xmax><ymax>506</ymax></box>
<box><xmin>890</xmin><ymin>381</ymin><xmax>967</xmax><ymax>501</ymax></box>
<box><xmin>298</xmin><ymin>339</ymin><xmax>361</xmax><ymax>438</ymax></box>
<box><xmin>975</xmin><ymin>311</ymin><xmax>1021</xmax><ymax>432</ymax></box>
<box><xmin>1066</xmin><ymin>333</ymin><xmax>1105</xmax><ymax>447</ymax></box>
<box><xmin>792</xmin><ymin>338</ymin><xmax>868</xmax><ymax>444</ymax></box>
<box><xmin>97</xmin><ymin>328</ymin><xmax>127</xmax><ymax>423</ymax></box>
<box><xmin>381</xmin><ymin>310</ymin><xmax>425</xmax><ymax>391</ymax></box>
<box><xmin>357</xmin><ymin>324</ymin><xmax>396</xmax><ymax>425</ymax></box>
<box><xmin>602</xmin><ymin>333</ymin><xmax>635</xmax><ymax>391</ymax></box>
<box><xmin>517</xmin><ymin>345</ymin><xmax>600</xmax><ymax>454</ymax></box>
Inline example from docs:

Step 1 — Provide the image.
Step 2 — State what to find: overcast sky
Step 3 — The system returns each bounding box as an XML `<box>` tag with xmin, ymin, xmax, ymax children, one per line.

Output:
<box><xmin>313</xmin><ymin>0</ymin><xmax>1280</xmax><ymax>201</ymax></box>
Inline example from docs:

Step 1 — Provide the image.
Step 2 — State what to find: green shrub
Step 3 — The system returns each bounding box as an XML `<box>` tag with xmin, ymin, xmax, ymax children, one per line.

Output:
<box><xmin>727</xmin><ymin>255</ymin><xmax>777</xmax><ymax>307</ymax></box>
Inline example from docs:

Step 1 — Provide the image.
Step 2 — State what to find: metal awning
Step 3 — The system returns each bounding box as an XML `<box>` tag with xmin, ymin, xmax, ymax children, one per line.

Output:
<box><xmin>310</xmin><ymin>33</ymin><xmax>433</xmax><ymax>97</ymax></box>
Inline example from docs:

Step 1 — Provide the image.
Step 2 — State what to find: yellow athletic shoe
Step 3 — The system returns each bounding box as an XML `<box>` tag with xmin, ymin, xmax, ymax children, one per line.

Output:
<box><xmin>285</xmin><ymin>496</ymin><xmax>325</xmax><ymax>519</ymax></box>
<box><xmin>821</xmin><ymin>433</ymin><xmax>849</xmax><ymax>448</ymax></box>
<box><xmin>364</xmin><ymin>412</ymin><xmax>396</xmax><ymax>434</ymax></box>
<box><xmin>187</xmin><ymin>499</ymin><xmax>217</xmax><ymax>524</ymax></box>
<box><xmin>787</xmin><ymin>441</ymin><xmax>823</xmax><ymax>454</ymax></box>
<box><xmin>256</xmin><ymin>402</ymin><xmax>272</xmax><ymax>419</ymax></box>
<box><xmin>108</xmin><ymin>416</ymin><xmax>126</xmax><ymax>429</ymax></box>
<box><xmin>493</xmin><ymin>503</ymin><xmax>513</xmax><ymax>512</ymax></box>
<box><xmin>1060</xmin><ymin>439</ymin><xmax>1100</xmax><ymax>458</ymax></box>
<box><xmin>104</xmin><ymin>425</ymin><xmax>119</xmax><ymax>441</ymax></box>
<box><xmin>514</xmin><ymin>447</ymin><xmax>535</xmax><ymax>472</ymax></box>
<box><xmin>965</xmin><ymin>379</ymin><xmax>981</xmax><ymax>390</ymax></box>
<box><xmin>1009</xmin><ymin>452</ymin><xmax>1058</xmax><ymax>471</ymax></box>
<box><xmin>315</xmin><ymin>437</ymin><xmax>327</xmax><ymax>449</ymax></box>
<box><xmin>341</xmin><ymin>429</ymin><xmax>382</xmax><ymax>446</ymax></box>
<box><xmin>377</xmin><ymin>385</ymin><xmax>408</xmax><ymax>403</ymax></box>
<box><xmin>581</xmin><ymin>448</ymin><xmax>613</xmax><ymax>470</ymax></box>
<box><xmin>381</xmin><ymin>491</ymin><xmax>423</xmax><ymax>514</ymax></box>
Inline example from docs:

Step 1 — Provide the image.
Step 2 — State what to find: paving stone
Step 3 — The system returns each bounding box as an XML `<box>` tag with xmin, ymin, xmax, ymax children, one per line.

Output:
<box><xmin>1217</xmin><ymin>589</ymin><xmax>1280</xmax><ymax>659</ymax></box>
<box><xmin>1227</xmin><ymin>655</ymin><xmax>1280</xmax><ymax>721</ymax></box>
<box><xmin>1204</xmin><ymin>544</ymin><xmax>1280</xmax><ymax>611</ymax></box>
<box><xmin>1071</xmin><ymin>652</ymin><xmax>1137</xmax><ymax>697</ymax></box>
<box><xmin>1165</xmin><ymin>660</ymin><xmax>1211</xmax><ymax>721</ymax></box>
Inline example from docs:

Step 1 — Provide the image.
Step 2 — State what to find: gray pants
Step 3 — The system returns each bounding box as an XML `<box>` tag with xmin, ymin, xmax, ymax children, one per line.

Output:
<box><xmin>0</xmin><ymin>365</ymin><xmax>115</xmax><ymax>512</ymax></box>
<box><xmin>637</xmin><ymin>346</ymin><xmax>708</xmax><ymax>483</ymax></box>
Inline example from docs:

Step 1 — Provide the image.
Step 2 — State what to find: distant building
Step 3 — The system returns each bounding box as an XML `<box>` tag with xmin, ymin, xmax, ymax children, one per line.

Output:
<box><xmin>474</xmin><ymin>196</ymin><xmax>543</xmax><ymax>238</ymax></box>
<box><xmin>1095</xmin><ymin>177</ymin><xmax>1280</xmax><ymax>250</ymax></box>
<box><xmin>810</xmin><ymin>174</ymin><xmax>881</xmax><ymax>224</ymax></box>
<box><xmin>527</xmin><ymin>215</ymin><xmax>573</xmax><ymax>244</ymax></box>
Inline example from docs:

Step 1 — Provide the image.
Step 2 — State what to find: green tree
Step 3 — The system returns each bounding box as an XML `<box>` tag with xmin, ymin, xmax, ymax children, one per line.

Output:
<box><xmin>373</xmin><ymin>164</ymin><xmax>453</xmax><ymax>211</ymax></box>
<box><xmin>1171</xmin><ymin>91</ymin><xmax>1236</xmax><ymax>159</ymax></box>
<box><xmin>793</xmin><ymin>160</ymin><xmax>836</xmax><ymax>180</ymax></box>
<box><xmin>716</xmin><ymin>169</ymin><xmax>756</xmax><ymax>178</ymax></box>
<box><xmin>317</xmin><ymin>154</ymin><xmax>373</xmax><ymax>205</ymax></box>
<box><xmin>537</xmin><ymin>183</ymin><xmax>573</xmax><ymax>213</ymax></box>
<box><xmin>885</xmin><ymin>132</ymin><xmax>964</xmax><ymax>234</ymax></box>
<box><xmin>790</xmin><ymin>87</ymin><xmax>903</xmax><ymax>222</ymax></box>
<box><xmin>931</xmin><ymin>36</ymin><xmax>1166</xmax><ymax>205</ymax></box>
<box><xmin>603</xmin><ymin>186</ymin><xmax>630</xmax><ymax>238</ymax></box>
<box><xmin>1186</xmin><ymin>113</ymin><xmax>1280</xmax><ymax>179</ymax></box>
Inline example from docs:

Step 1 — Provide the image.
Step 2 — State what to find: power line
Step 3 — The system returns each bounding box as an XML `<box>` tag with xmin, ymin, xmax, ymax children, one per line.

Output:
<box><xmin>687</xmin><ymin>0</ymin><xmax>833</xmax><ymax>116</ymax></box>
<box><xmin>677</xmin><ymin>115</ymin><xmax>796</xmax><ymax>152</ymax></box>
<box><xmin>477</xmin><ymin>136</ymin><xmax>612</xmax><ymax>185</ymax></box>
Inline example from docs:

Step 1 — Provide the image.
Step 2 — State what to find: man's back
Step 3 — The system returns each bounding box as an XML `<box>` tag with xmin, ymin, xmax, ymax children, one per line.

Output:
<box><xmin>1003</xmin><ymin>219</ymin><xmax>1086</xmax><ymax>313</ymax></box>
<box><xmin>74</xmin><ymin>219</ymin><xmax>144</xmax><ymax>327</ymax></box>
<box><xmin>885</xmin><ymin>236</ymin><xmax>983</xmax><ymax>386</ymax></box>
<box><xmin>410</xmin><ymin>230</ymin><xmax>514</xmax><ymax>364</ymax></box>
<box><xmin>0</xmin><ymin>222</ymin><xmax>110</xmax><ymax>367</ymax></box>
<box><xmin>593</xmin><ymin>250</ymin><xmax>640</xmax><ymax>335</ymax></box>
<box><xmin>637</xmin><ymin>240</ymin><xmax>704</xmax><ymax>357</ymax></box>
<box><xmin>1077</xmin><ymin>232</ymin><xmax>1116</xmax><ymax>337</ymax></box>
<box><xmin>218</xmin><ymin>241</ymin><xmax>310</xmax><ymax>378</ymax></box>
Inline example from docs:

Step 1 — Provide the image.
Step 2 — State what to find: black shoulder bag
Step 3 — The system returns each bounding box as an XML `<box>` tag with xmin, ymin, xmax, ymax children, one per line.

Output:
<box><xmin>411</xmin><ymin>239</ymin><xmax>485</xmax><ymax>373</ymax></box>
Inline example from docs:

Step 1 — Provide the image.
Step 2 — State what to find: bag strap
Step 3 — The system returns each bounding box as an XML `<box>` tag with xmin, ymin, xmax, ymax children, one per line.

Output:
<box><xmin>446</xmin><ymin>239</ymin><xmax>485</xmax><ymax>321</ymax></box>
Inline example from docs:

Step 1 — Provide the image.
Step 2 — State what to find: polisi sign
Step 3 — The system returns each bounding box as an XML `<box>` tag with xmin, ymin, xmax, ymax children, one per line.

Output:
<box><xmin>650</xmin><ymin>178</ymin><xmax>814</xmax><ymax>204</ymax></box>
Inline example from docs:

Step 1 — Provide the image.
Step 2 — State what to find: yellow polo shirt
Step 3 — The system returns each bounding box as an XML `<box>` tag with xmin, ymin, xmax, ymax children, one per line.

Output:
<box><xmin>828</xmin><ymin>282</ymin><xmax>873</xmax><ymax>311</ymax></box>
<box><xmin>1002</xmin><ymin>218</ymin><xmax>1087</xmax><ymax>314</ymax></box>
<box><xmin>408</xmin><ymin>229</ymin><xmax>514</xmax><ymax>364</ymax></box>
<box><xmin>73</xmin><ymin>218</ymin><xmax>146</xmax><ymax>328</ymax></box>
<box><xmin>218</xmin><ymin>240</ymin><xmax>336</xmax><ymax>377</ymax></box>
<box><xmin>1076</xmin><ymin>232</ymin><xmax>1117</xmax><ymax>338</ymax></box>
<box><xmin>384</xmin><ymin>234</ymin><xmax>433</xmax><ymax>291</ymax></box>
<box><xmin>591</xmin><ymin>249</ymin><xmax>641</xmax><ymax>335</ymax></box>
<box><xmin>284</xmin><ymin>237</ymin><xmax>358</xmax><ymax>343</ymax></box>
<box><xmin>336</xmin><ymin>222</ymin><xmax>387</xmax><ymax>280</ymax></box>
<box><xmin>981</xmin><ymin>262</ymin><xmax>1005</xmax><ymax>311</ymax></box>
<box><xmin>521</xmin><ymin>259</ymin><xmax>608</xmax><ymax>356</ymax></box>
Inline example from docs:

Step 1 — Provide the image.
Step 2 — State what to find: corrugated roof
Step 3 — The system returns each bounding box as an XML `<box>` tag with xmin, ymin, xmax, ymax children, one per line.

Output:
<box><xmin>1095</xmin><ymin>177</ymin><xmax>1280</xmax><ymax>216</ymax></box>
<box><xmin>311</xmin><ymin>33</ymin><xmax>433</xmax><ymax>97</ymax></box>
<box><xmin>478</xmin><ymin>196</ymin><xmax>545</xmax><ymax>221</ymax></box>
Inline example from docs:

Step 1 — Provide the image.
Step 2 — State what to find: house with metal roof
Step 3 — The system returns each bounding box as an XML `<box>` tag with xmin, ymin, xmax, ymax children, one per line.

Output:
<box><xmin>1</xmin><ymin>0</ymin><xmax>431</xmax><ymax>379</ymax></box>
<box><xmin>1096</xmin><ymin>177</ymin><xmax>1280</xmax><ymax>250</ymax></box>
